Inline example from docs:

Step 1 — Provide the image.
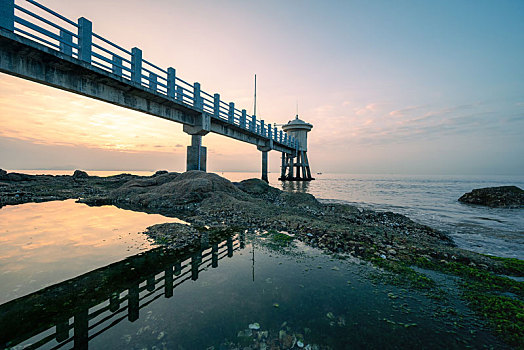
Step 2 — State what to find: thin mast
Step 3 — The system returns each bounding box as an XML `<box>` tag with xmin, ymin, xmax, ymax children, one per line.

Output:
<box><xmin>254</xmin><ymin>74</ymin><xmax>257</xmax><ymax>117</ymax></box>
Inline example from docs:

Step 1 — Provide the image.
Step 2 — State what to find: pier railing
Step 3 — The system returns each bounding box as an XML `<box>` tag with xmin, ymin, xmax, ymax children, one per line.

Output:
<box><xmin>1</xmin><ymin>0</ymin><xmax>298</xmax><ymax>149</ymax></box>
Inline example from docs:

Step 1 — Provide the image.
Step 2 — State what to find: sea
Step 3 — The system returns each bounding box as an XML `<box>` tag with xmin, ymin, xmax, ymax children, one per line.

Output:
<box><xmin>1</xmin><ymin>170</ymin><xmax>522</xmax><ymax>349</ymax></box>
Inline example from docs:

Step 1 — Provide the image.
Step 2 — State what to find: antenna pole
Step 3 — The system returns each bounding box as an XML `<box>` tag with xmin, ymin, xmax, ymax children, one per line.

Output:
<box><xmin>254</xmin><ymin>74</ymin><xmax>257</xmax><ymax>117</ymax></box>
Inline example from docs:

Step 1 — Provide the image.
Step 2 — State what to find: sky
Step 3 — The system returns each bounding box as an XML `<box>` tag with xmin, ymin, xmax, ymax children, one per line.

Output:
<box><xmin>1</xmin><ymin>0</ymin><xmax>523</xmax><ymax>175</ymax></box>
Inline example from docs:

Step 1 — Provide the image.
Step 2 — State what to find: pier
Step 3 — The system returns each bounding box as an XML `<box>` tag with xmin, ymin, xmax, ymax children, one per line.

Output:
<box><xmin>0</xmin><ymin>0</ymin><xmax>314</xmax><ymax>181</ymax></box>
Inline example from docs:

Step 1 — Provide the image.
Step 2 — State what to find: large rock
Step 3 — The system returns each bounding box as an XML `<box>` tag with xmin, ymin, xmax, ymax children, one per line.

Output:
<box><xmin>109</xmin><ymin>170</ymin><xmax>247</xmax><ymax>210</ymax></box>
<box><xmin>458</xmin><ymin>186</ymin><xmax>524</xmax><ymax>208</ymax></box>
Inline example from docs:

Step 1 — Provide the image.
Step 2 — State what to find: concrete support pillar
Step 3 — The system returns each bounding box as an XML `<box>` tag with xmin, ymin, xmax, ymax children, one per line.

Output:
<box><xmin>261</xmin><ymin>151</ymin><xmax>268</xmax><ymax>183</ymax></box>
<box><xmin>186</xmin><ymin>134</ymin><xmax>206</xmax><ymax>171</ymax></box>
<box><xmin>281</xmin><ymin>152</ymin><xmax>286</xmax><ymax>179</ymax></box>
<box><xmin>289</xmin><ymin>155</ymin><xmax>294</xmax><ymax>179</ymax></box>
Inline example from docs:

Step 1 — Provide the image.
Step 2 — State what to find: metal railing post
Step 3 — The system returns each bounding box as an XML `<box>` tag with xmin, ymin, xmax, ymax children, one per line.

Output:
<box><xmin>176</xmin><ymin>86</ymin><xmax>183</xmax><ymax>102</ymax></box>
<box><xmin>59</xmin><ymin>30</ymin><xmax>73</xmax><ymax>56</ymax></box>
<box><xmin>261</xmin><ymin>120</ymin><xmax>265</xmax><ymax>137</ymax></box>
<box><xmin>112</xmin><ymin>55</ymin><xmax>122</xmax><ymax>76</ymax></box>
<box><xmin>251</xmin><ymin>115</ymin><xmax>257</xmax><ymax>132</ymax></box>
<box><xmin>213</xmin><ymin>93</ymin><xmax>220</xmax><ymax>118</ymax></box>
<box><xmin>131</xmin><ymin>47</ymin><xmax>142</xmax><ymax>84</ymax></box>
<box><xmin>167</xmin><ymin>67</ymin><xmax>176</xmax><ymax>99</ymax></box>
<box><xmin>78</xmin><ymin>17</ymin><xmax>92</xmax><ymax>63</ymax></box>
<box><xmin>0</xmin><ymin>0</ymin><xmax>14</xmax><ymax>31</ymax></box>
<box><xmin>193</xmin><ymin>82</ymin><xmax>201</xmax><ymax>109</ymax></box>
<box><xmin>228</xmin><ymin>102</ymin><xmax>235</xmax><ymax>124</ymax></box>
<box><xmin>149</xmin><ymin>72</ymin><xmax>157</xmax><ymax>91</ymax></box>
<box><xmin>268</xmin><ymin>123</ymin><xmax>272</xmax><ymax>139</ymax></box>
<box><xmin>241</xmin><ymin>109</ymin><xmax>247</xmax><ymax>129</ymax></box>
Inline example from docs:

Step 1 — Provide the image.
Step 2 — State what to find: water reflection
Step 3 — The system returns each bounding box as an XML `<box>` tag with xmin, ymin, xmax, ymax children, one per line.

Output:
<box><xmin>0</xmin><ymin>200</ymin><xmax>185</xmax><ymax>303</ymax></box>
<box><xmin>280</xmin><ymin>180</ymin><xmax>310</xmax><ymax>193</ymax></box>
<box><xmin>0</xmin><ymin>232</ymin><xmax>243</xmax><ymax>349</ymax></box>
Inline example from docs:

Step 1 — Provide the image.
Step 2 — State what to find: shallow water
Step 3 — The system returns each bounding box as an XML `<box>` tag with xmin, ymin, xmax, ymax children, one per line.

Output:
<box><xmin>0</xmin><ymin>200</ymin><xmax>507</xmax><ymax>349</ymax></box>
<box><xmin>0</xmin><ymin>200</ymin><xmax>184</xmax><ymax>304</ymax></box>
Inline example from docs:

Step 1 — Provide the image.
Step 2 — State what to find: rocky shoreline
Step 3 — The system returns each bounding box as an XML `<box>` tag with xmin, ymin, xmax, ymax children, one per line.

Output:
<box><xmin>0</xmin><ymin>169</ymin><xmax>514</xmax><ymax>270</ymax></box>
<box><xmin>1</xmin><ymin>169</ymin><xmax>523</xmax><ymax>347</ymax></box>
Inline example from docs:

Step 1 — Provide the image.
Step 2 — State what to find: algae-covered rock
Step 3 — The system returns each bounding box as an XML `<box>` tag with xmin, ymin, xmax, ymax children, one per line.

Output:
<box><xmin>458</xmin><ymin>186</ymin><xmax>524</xmax><ymax>208</ymax></box>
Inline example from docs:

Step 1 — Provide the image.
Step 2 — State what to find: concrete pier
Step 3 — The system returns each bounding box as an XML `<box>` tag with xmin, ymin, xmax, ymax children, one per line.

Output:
<box><xmin>261</xmin><ymin>151</ymin><xmax>268</xmax><ymax>182</ymax></box>
<box><xmin>186</xmin><ymin>135</ymin><xmax>207</xmax><ymax>171</ymax></box>
<box><xmin>0</xmin><ymin>0</ymin><xmax>308</xmax><ymax>180</ymax></box>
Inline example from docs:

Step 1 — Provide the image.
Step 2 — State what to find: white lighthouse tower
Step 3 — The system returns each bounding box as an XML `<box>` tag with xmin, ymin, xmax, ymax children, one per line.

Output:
<box><xmin>279</xmin><ymin>114</ymin><xmax>314</xmax><ymax>181</ymax></box>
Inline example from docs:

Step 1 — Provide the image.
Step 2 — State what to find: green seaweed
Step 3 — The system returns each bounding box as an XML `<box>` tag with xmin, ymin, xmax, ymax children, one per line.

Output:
<box><xmin>464</xmin><ymin>292</ymin><xmax>524</xmax><ymax>347</ymax></box>
<box><xmin>370</xmin><ymin>257</ymin><xmax>436</xmax><ymax>290</ymax></box>
<box><xmin>413</xmin><ymin>255</ymin><xmax>524</xmax><ymax>347</ymax></box>
<box><xmin>487</xmin><ymin>256</ymin><xmax>524</xmax><ymax>276</ymax></box>
<box><xmin>268</xmin><ymin>230</ymin><xmax>294</xmax><ymax>245</ymax></box>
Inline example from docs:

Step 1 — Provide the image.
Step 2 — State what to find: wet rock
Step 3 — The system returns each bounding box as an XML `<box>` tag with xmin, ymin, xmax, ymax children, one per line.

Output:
<box><xmin>73</xmin><ymin>170</ymin><xmax>89</xmax><ymax>179</ymax></box>
<box><xmin>458</xmin><ymin>186</ymin><xmax>524</xmax><ymax>208</ymax></box>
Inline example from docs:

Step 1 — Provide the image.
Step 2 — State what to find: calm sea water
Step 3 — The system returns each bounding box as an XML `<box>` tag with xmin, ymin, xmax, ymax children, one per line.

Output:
<box><xmin>225</xmin><ymin>172</ymin><xmax>524</xmax><ymax>260</ymax></box>
<box><xmin>1</xmin><ymin>170</ymin><xmax>518</xmax><ymax>349</ymax></box>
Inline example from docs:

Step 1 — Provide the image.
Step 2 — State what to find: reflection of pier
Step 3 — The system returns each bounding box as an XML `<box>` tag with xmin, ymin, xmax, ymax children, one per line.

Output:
<box><xmin>0</xmin><ymin>232</ymin><xmax>245</xmax><ymax>349</ymax></box>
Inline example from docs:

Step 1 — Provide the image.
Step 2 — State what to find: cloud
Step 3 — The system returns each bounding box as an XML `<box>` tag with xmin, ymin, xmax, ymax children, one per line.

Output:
<box><xmin>355</xmin><ymin>103</ymin><xmax>380</xmax><ymax>115</ymax></box>
<box><xmin>388</xmin><ymin>105</ymin><xmax>426</xmax><ymax>116</ymax></box>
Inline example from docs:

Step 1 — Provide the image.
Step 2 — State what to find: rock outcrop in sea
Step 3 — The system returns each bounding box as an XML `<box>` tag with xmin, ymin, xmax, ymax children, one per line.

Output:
<box><xmin>458</xmin><ymin>186</ymin><xmax>524</xmax><ymax>208</ymax></box>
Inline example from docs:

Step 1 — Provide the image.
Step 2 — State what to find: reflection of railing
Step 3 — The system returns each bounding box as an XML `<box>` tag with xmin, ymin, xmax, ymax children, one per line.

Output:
<box><xmin>0</xmin><ymin>0</ymin><xmax>298</xmax><ymax>150</ymax></box>
<box><xmin>0</xmin><ymin>232</ymin><xmax>245</xmax><ymax>349</ymax></box>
